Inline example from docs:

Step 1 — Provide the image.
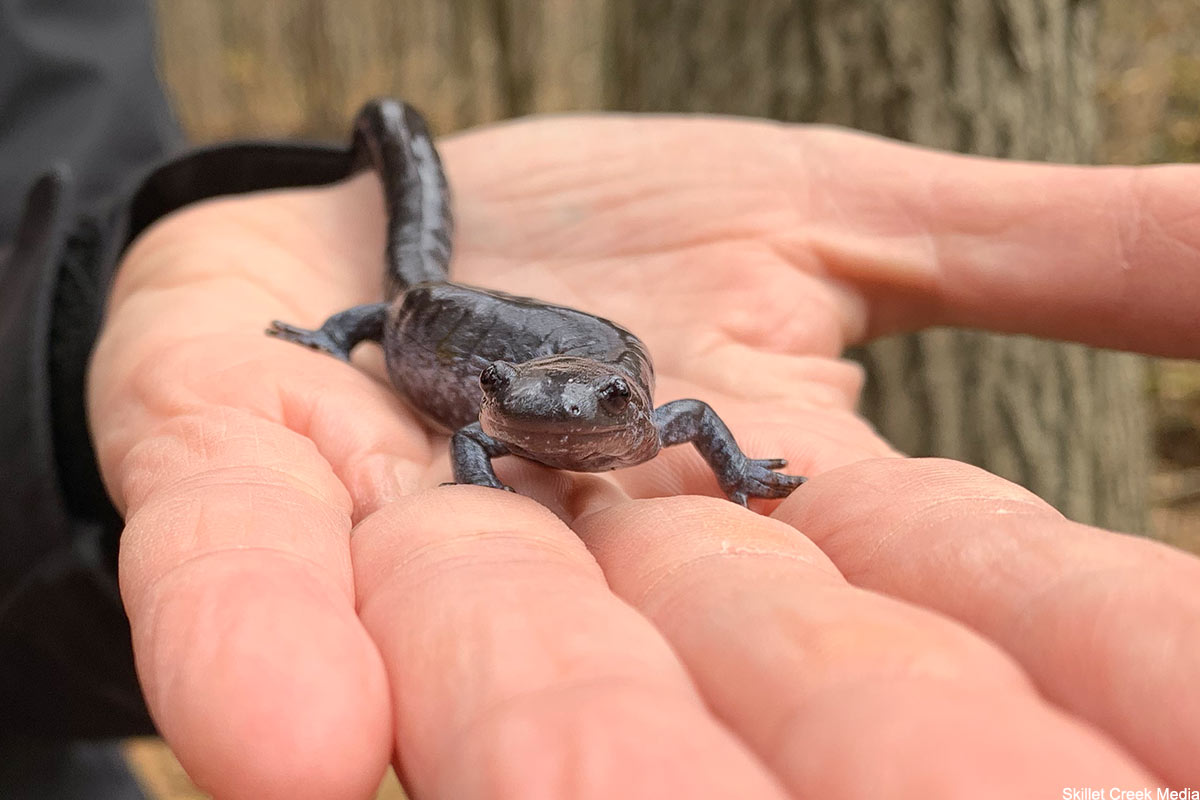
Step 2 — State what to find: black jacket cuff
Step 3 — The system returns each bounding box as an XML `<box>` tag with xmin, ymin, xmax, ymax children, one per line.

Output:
<box><xmin>0</xmin><ymin>140</ymin><xmax>353</xmax><ymax>737</ymax></box>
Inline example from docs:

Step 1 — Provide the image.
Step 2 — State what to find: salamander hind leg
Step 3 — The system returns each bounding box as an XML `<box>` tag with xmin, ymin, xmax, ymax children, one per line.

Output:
<box><xmin>653</xmin><ymin>399</ymin><xmax>807</xmax><ymax>507</ymax></box>
<box><xmin>267</xmin><ymin>302</ymin><xmax>389</xmax><ymax>362</ymax></box>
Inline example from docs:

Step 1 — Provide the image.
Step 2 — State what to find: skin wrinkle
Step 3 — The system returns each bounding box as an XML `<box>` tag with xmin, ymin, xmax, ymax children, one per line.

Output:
<box><xmin>131</xmin><ymin>332</ymin><xmax>390</xmax><ymax>472</ymax></box>
<box><xmin>340</xmin><ymin>446</ymin><xmax>423</xmax><ymax>523</ymax></box>
<box><xmin>117</xmin><ymin>203</ymin><xmax>378</xmax><ymax>322</ymax></box>
<box><xmin>842</xmin><ymin>495</ymin><xmax>1058</xmax><ymax>585</ymax></box>
<box><xmin>474</xmin><ymin>161</ymin><xmax>623</xmax><ymax>207</ymax></box>
<box><xmin>350</xmin><ymin>491</ymin><xmax>603</xmax><ymax>585</ymax></box>
<box><xmin>803</xmin><ymin>227</ymin><xmax>941</xmax><ymax>298</ymax></box>
<box><xmin>547</xmin><ymin>257</ymin><xmax>640</xmax><ymax>314</ymax></box>
<box><xmin>707</xmin><ymin>260</ymin><xmax>847</xmax><ymax>357</ymax></box>
<box><xmin>445</xmin><ymin>135</ymin><xmax>636</xmax><ymax>204</ymax></box>
<box><xmin>430</xmin><ymin>674</ymin><xmax>704</xmax><ymax>798</ymax></box>
<box><xmin>666</xmin><ymin>335</ymin><xmax>864</xmax><ymax>410</ymax></box>
<box><xmin>760</xmin><ymin>234</ymin><xmax>870</xmax><ymax>347</ymax></box>
<box><xmin>636</xmin><ymin>274</ymin><xmax>840</xmax><ymax>368</ymax></box>
<box><xmin>116</xmin><ymin>412</ymin><xmax>345</xmax><ymax>506</ymax></box>
<box><xmin>570</xmin><ymin>221</ymin><xmax>757</xmax><ymax>262</ymax></box>
<box><xmin>128</xmin><ymin>471</ymin><xmax>347</xmax><ymax>528</ymax></box>
<box><xmin>282</xmin><ymin>366</ymin><xmax>421</xmax><ymax>443</ymax></box>
<box><xmin>273</xmin><ymin>184</ymin><xmax>389</xmax><ymax>280</ymax></box>
<box><xmin>452</xmin><ymin>118</ymin><xmax>771</xmax><ymax>217</ymax></box>
<box><xmin>116</xmin><ymin>337</ymin><xmax>281</xmax><ymax>446</ymax></box>
<box><xmin>585</xmin><ymin>280</ymin><xmax>700</xmax><ymax>351</ymax></box>
<box><xmin>118</xmin><ymin>466</ymin><xmax>351</xmax><ymax>571</ymax></box>
<box><xmin>1005</xmin><ymin>566</ymin><xmax>1117</xmax><ymax>677</ymax></box>
<box><xmin>1139</xmin><ymin>176</ymin><xmax>1200</xmax><ymax>261</ymax></box>
<box><xmin>120</xmin><ymin>343</ymin><xmax>427</xmax><ymax>525</ymax></box>
<box><xmin>363</xmin><ymin>526</ymin><xmax>603</xmax><ymax>586</ymax></box>
<box><xmin>671</xmin><ymin>338</ymin><xmax>804</xmax><ymax>404</ymax></box>
<box><xmin>1112</xmin><ymin>170</ymin><xmax>1141</xmax><ymax>284</ymax></box>
<box><xmin>759</xmin><ymin>675</ymin><xmax>1011</xmax><ymax>776</ymax></box>
<box><xmin>580</xmin><ymin>498</ymin><xmax>842</xmax><ymax>606</ymax></box>
<box><xmin>474</xmin><ymin>258</ymin><xmax>593</xmax><ymax>318</ymax></box>
<box><xmin>660</xmin><ymin>332</ymin><xmax>732</xmax><ymax>379</ymax></box>
<box><xmin>209</xmin><ymin>195</ymin><xmax>356</xmax><ymax>287</ymax></box>
<box><xmin>631</xmin><ymin>547</ymin><xmax>843</xmax><ymax>613</ymax></box>
<box><xmin>554</xmin><ymin>472</ymin><xmax>633</xmax><ymax>522</ymax></box>
<box><xmin>115</xmin><ymin>226</ymin><xmax>307</xmax><ymax>313</ymax></box>
<box><xmin>724</xmin><ymin>404</ymin><xmax>891</xmax><ymax>464</ymax></box>
<box><xmin>763</xmin><ymin>681</ymin><xmax>1157</xmax><ymax>795</ymax></box>
<box><xmin>349</xmin><ymin>461</ymin><xmax>416</xmax><ymax>520</ymax></box>
<box><xmin>214</xmin><ymin>272</ymin><xmax>325</xmax><ymax>323</ymax></box>
<box><xmin>371</xmin><ymin>550</ymin><xmax>605</xmax><ymax>610</ymax></box>
<box><xmin>104</xmin><ymin>322</ymin><xmax>208</xmax><ymax>414</ymax></box>
<box><xmin>1002</xmin><ymin>557</ymin><xmax>1186</xmax><ymax>654</ymax></box>
<box><xmin>112</xmin><ymin>340</ymin><xmax>211</xmax><ymax>431</ymax></box>
<box><xmin>927</xmin><ymin>171</ymin><xmax>1034</xmax><ymax>242</ymax></box>
<box><xmin>127</xmin><ymin>543</ymin><xmax>352</xmax><ymax>615</ymax></box>
<box><xmin>853</xmin><ymin>175</ymin><xmax>936</xmax><ymax>268</ymax></box>
<box><xmin>108</xmin><ymin>224</ymin><xmax>237</xmax><ymax>305</ymax></box>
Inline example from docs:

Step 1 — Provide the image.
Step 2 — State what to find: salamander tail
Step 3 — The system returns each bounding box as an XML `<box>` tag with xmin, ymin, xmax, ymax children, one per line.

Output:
<box><xmin>351</xmin><ymin>98</ymin><xmax>453</xmax><ymax>298</ymax></box>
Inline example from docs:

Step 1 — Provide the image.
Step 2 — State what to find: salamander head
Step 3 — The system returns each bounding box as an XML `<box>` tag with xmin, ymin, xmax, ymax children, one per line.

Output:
<box><xmin>477</xmin><ymin>356</ymin><xmax>659</xmax><ymax>471</ymax></box>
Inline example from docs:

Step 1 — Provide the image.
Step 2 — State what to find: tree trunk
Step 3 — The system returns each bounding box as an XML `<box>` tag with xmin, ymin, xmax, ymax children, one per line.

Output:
<box><xmin>607</xmin><ymin>0</ymin><xmax>1149</xmax><ymax>533</ymax></box>
<box><xmin>154</xmin><ymin>0</ymin><xmax>1149</xmax><ymax>534</ymax></box>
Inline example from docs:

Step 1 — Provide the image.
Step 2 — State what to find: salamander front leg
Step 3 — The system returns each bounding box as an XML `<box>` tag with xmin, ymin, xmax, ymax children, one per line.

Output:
<box><xmin>653</xmin><ymin>399</ymin><xmax>806</xmax><ymax>506</ymax></box>
<box><xmin>267</xmin><ymin>302</ymin><xmax>389</xmax><ymax>362</ymax></box>
<box><xmin>450</xmin><ymin>422</ymin><xmax>514</xmax><ymax>491</ymax></box>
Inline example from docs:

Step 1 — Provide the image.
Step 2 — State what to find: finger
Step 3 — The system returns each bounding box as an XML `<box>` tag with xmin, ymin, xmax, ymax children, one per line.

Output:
<box><xmin>784</xmin><ymin>129</ymin><xmax>1200</xmax><ymax>356</ymax></box>
<box><xmin>774</xmin><ymin>457</ymin><xmax>1200</xmax><ymax>787</ymax></box>
<box><xmin>573</xmin><ymin>497</ymin><xmax>1157</xmax><ymax>796</ymax></box>
<box><xmin>112</xmin><ymin>410</ymin><xmax>391</xmax><ymax>799</ymax></box>
<box><xmin>446</xmin><ymin>117</ymin><xmax>1199</xmax><ymax>358</ymax></box>
<box><xmin>90</xmin><ymin>195</ymin><xmax>414</xmax><ymax>796</ymax></box>
<box><xmin>95</xmin><ymin>187</ymin><xmax>433</xmax><ymax>521</ymax></box>
<box><xmin>352</xmin><ymin>487</ymin><xmax>791</xmax><ymax>800</ymax></box>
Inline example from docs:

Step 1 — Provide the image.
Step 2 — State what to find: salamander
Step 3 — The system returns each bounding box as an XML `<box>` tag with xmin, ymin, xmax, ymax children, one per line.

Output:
<box><xmin>267</xmin><ymin>98</ymin><xmax>806</xmax><ymax>506</ymax></box>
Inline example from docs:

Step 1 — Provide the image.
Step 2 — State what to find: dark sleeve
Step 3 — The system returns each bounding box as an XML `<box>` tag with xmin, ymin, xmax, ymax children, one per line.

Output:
<box><xmin>0</xmin><ymin>0</ymin><xmax>182</xmax><ymax>244</ymax></box>
<box><xmin>0</xmin><ymin>1</ymin><xmax>355</xmax><ymax>737</ymax></box>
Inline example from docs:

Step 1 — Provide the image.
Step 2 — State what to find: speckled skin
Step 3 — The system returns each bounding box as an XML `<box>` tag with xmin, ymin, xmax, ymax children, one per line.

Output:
<box><xmin>268</xmin><ymin>99</ymin><xmax>806</xmax><ymax>505</ymax></box>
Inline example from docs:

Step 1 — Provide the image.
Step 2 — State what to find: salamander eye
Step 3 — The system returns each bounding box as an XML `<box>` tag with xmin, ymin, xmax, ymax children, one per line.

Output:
<box><xmin>597</xmin><ymin>376</ymin><xmax>632</xmax><ymax>414</ymax></box>
<box><xmin>479</xmin><ymin>362</ymin><xmax>514</xmax><ymax>396</ymax></box>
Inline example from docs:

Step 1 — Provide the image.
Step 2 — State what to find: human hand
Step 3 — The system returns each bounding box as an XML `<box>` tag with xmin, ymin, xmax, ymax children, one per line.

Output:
<box><xmin>90</xmin><ymin>116</ymin><xmax>1200</xmax><ymax>798</ymax></box>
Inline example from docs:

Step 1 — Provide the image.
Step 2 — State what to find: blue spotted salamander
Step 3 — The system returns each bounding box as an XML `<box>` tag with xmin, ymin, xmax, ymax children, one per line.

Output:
<box><xmin>268</xmin><ymin>99</ymin><xmax>805</xmax><ymax>505</ymax></box>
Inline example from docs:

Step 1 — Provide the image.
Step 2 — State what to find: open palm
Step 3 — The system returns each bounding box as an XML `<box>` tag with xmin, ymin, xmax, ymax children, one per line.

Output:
<box><xmin>90</xmin><ymin>116</ymin><xmax>1200</xmax><ymax>798</ymax></box>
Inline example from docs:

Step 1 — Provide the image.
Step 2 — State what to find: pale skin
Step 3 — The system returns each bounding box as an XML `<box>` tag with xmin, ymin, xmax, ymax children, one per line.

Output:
<box><xmin>90</xmin><ymin>116</ymin><xmax>1200</xmax><ymax>799</ymax></box>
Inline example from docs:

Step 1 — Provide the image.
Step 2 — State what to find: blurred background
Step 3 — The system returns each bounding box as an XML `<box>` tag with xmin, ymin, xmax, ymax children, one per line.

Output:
<box><xmin>127</xmin><ymin>0</ymin><xmax>1199</xmax><ymax>796</ymax></box>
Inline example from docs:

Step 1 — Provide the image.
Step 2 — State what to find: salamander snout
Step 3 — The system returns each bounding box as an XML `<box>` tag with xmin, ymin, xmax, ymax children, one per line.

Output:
<box><xmin>479</xmin><ymin>361</ymin><xmax>518</xmax><ymax>397</ymax></box>
<box><xmin>476</xmin><ymin>355</ymin><xmax>659</xmax><ymax>471</ymax></box>
<box><xmin>478</xmin><ymin>358</ymin><xmax>637</xmax><ymax>425</ymax></box>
